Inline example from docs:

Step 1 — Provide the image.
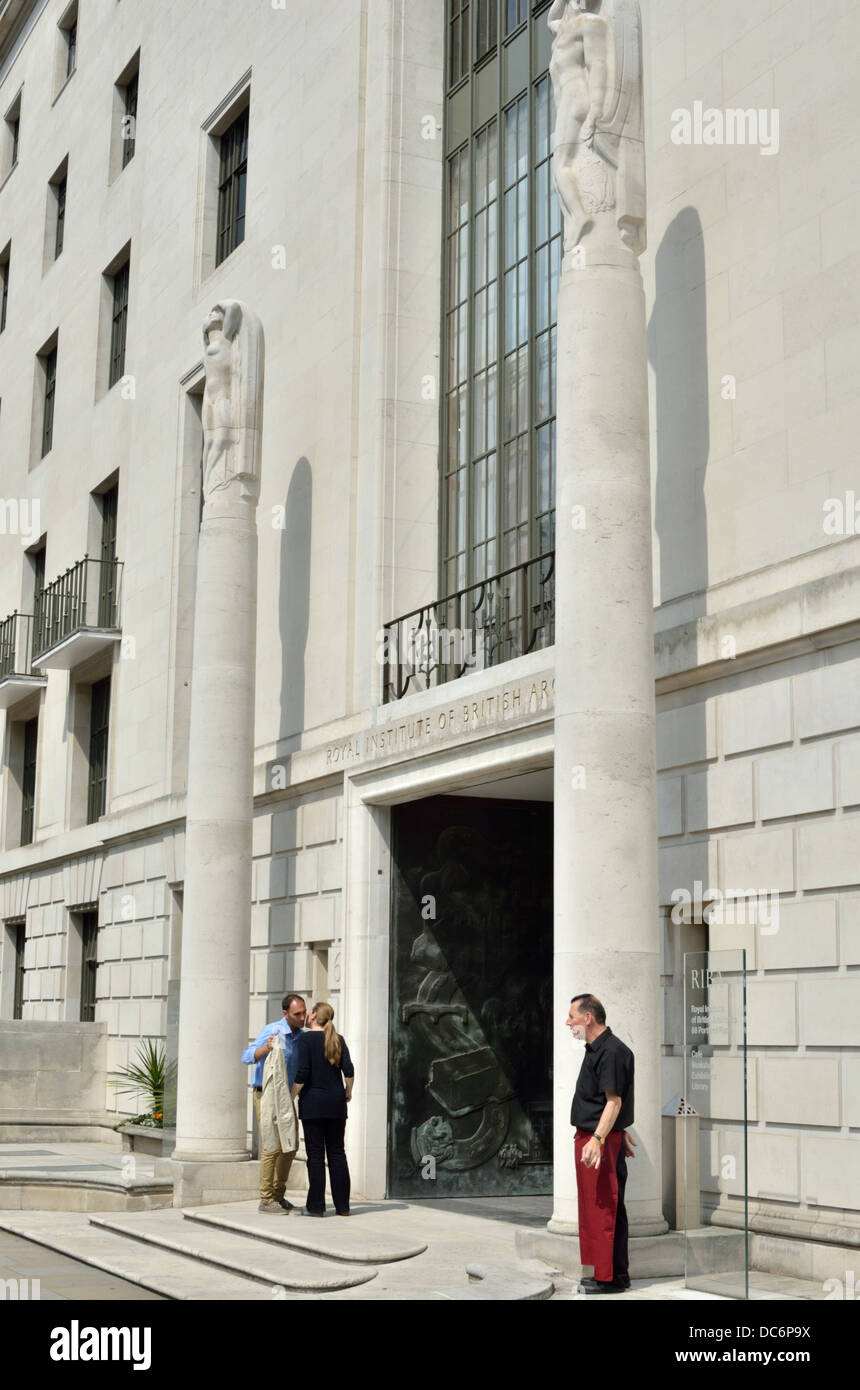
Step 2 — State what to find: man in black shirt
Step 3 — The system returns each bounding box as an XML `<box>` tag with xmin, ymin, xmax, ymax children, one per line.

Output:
<box><xmin>567</xmin><ymin>993</ymin><xmax>636</xmax><ymax>1294</ymax></box>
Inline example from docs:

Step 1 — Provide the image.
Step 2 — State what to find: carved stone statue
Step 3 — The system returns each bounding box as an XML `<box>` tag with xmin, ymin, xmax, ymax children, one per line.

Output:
<box><xmin>201</xmin><ymin>300</ymin><xmax>265</xmax><ymax>501</ymax></box>
<box><xmin>548</xmin><ymin>0</ymin><xmax>646</xmax><ymax>259</ymax></box>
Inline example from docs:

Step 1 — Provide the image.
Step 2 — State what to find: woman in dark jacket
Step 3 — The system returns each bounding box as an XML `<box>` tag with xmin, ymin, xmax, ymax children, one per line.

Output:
<box><xmin>291</xmin><ymin>1001</ymin><xmax>354</xmax><ymax>1216</ymax></box>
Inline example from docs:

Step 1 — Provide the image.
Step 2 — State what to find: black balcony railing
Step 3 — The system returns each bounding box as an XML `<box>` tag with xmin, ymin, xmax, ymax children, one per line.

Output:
<box><xmin>33</xmin><ymin>555</ymin><xmax>123</xmax><ymax>662</ymax></box>
<box><xmin>0</xmin><ymin>612</ymin><xmax>39</xmax><ymax>681</ymax></box>
<box><xmin>382</xmin><ymin>551</ymin><xmax>554</xmax><ymax>703</ymax></box>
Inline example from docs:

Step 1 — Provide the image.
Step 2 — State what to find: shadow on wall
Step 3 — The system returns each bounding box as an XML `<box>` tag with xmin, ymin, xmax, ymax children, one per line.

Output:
<box><xmin>278</xmin><ymin>456</ymin><xmax>312</xmax><ymax>744</ymax></box>
<box><xmin>647</xmin><ymin>208</ymin><xmax>712</xmax><ymax>1182</ymax></box>
<box><xmin>648</xmin><ymin>205</ymin><xmax>710</xmax><ymax>619</ymax></box>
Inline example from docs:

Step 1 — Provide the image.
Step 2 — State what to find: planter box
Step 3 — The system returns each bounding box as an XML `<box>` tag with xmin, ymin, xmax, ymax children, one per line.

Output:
<box><xmin>118</xmin><ymin>1124</ymin><xmax>175</xmax><ymax>1157</ymax></box>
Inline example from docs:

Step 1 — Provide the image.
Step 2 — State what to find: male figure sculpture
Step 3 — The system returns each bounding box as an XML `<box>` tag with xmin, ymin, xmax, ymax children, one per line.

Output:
<box><xmin>548</xmin><ymin>0</ymin><xmax>646</xmax><ymax>259</ymax></box>
<box><xmin>202</xmin><ymin>300</ymin><xmax>265</xmax><ymax>499</ymax></box>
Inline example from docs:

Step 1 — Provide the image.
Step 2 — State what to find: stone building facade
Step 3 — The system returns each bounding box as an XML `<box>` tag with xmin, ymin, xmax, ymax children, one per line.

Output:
<box><xmin>0</xmin><ymin>0</ymin><xmax>858</xmax><ymax>1279</ymax></box>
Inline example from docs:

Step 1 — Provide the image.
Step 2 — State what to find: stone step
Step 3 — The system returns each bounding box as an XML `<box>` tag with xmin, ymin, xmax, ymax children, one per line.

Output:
<box><xmin>0</xmin><ymin>1173</ymin><xmax>173</xmax><ymax>1214</ymax></box>
<box><xmin>0</xmin><ymin>1211</ymin><xmax>271</xmax><ymax>1300</ymax></box>
<box><xmin>90</xmin><ymin>1209</ymin><xmax>377</xmax><ymax>1292</ymax></box>
<box><xmin>183</xmin><ymin>1201</ymin><xmax>428</xmax><ymax>1264</ymax></box>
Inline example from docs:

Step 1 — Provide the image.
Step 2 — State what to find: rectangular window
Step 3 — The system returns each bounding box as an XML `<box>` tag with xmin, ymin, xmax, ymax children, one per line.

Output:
<box><xmin>41</xmin><ymin>346</ymin><xmax>57</xmax><ymax>457</ymax></box>
<box><xmin>79</xmin><ymin>910</ymin><xmax>98</xmax><ymax>1022</ymax></box>
<box><xmin>476</xmin><ymin>0</ymin><xmax>498</xmax><ymax>62</ymax></box>
<box><xmin>54</xmin><ymin>174</ymin><xmax>66</xmax><ymax>258</ymax></box>
<box><xmin>87</xmin><ymin>676</ymin><xmax>110</xmax><ymax>824</ymax></box>
<box><xmin>216</xmin><ymin>106</ymin><xmax>248</xmax><ymax>266</ymax></box>
<box><xmin>109</xmin><ymin>259</ymin><xmax>129</xmax><ymax>388</ymax></box>
<box><xmin>449</xmin><ymin>0</ymin><xmax>470</xmax><ymax>86</ymax></box>
<box><xmin>31</xmin><ymin>547</ymin><xmax>46</xmax><ymax>660</ymax></box>
<box><xmin>0</xmin><ymin>248</ymin><xmax>9</xmax><ymax>333</ymax></box>
<box><xmin>66</xmin><ymin>20</ymin><xmax>77</xmax><ymax>79</ymax></box>
<box><xmin>20</xmin><ymin>717</ymin><xmax>38</xmax><ymax>846</ymax></box>
<box><xmin>13</xmin><ymin>922</ymin><xmax>26</xmax><ymax>1020</ymax></box>
<box><xmin>3</xmin><ymin>93</ymin><xmax>21</xmax><ymax>181</ymax></box>
<box><xmin>441</xmin><ymin>9</ymin><xmax>559</xmax><ymax>596</ymax></box>
<box><xmin>505</xmin><ymin>0</ymin><xmax>527</xmax><ymax>34</ymax></box>
<box><xmin>98</xmin><ymin>484</ymin><xmax>119</xmax><ymax>627</ymax></box>
<box><xmin>122</xmin><ymin>70</ymin><xmax>138</xmax><ymax>167</ymax></box>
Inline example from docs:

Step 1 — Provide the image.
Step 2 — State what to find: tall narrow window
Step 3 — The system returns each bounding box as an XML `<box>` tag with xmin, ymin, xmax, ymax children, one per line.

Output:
<box><xmin>41</xmin><ymin>346</ymin><xmax>57</xmax><ymax>457</ymax></box>
<box><xmin>32</xmin><ymin>547</ymin><xmax>46</xmax><ymax>659</ymax></box>
<box><xmin>87</xmin><ymin>676</ymin><xmax>110</xmax><ymax>824</ymax></box>
<box><xmin>13</xmin><ymin>922</ymin><xmax>25</xmax><ymax>1019</ymax></box>
<box><xmin>449</xmin><ymin>0</ymin><xmax>470</xmax><ymax>86</ymax></box>
<box><xmin>505</xmin><ymin>0</ymin><xmax>527</xmax><ymax>34</ymax></box>
<box><xmin>79</xmin><ymin>910</ymin><xmax>98</xmax><ymax>1021</ymax></box>
<box><xmin>54</xmin><ymin>174</ymin><xmax>67</xmax><ymax>258</ymax></box>
<box><xmin>476</xmin><ymin>0</ymin><xmax>498</xmax><ymax>61</ymax></box>
<box><xmin>10</xmin><ymin>114</ymin><xmax>19</xmax><ymax>165</ymax></box>
<box><xmin>98</xmin><ymin>484</ymin><xmax>118</xmax><ymax>627</ymax></box>
<box><xmin>122</xmin><ymin>70</ymin><xmax>138</xmax><ymax>167</ymax></box>
<box><xmin>66</xmin><ymin>20</ymin><xmax>77</xmax><ymax>78</ymax></box>
<box><xmin>0</xmin><ymin>248</ymin><xmax>9</xmax><ymax>333</ymax></box>
<box><xmin>216</xmin><ymin>106</ymin><xmax>248</xmax><ymax>266</ymax></box>
<box><xmin>109</xmin><ymin>259</ymin><xmax>129</xmax><ymax>387</ymax></box>
<box><xmin>20</xmin><ymin>717</ymin><xmax>38</xmax><ymax>846</ymax></box>
<box><xmin>441</xmin><ymin>8</ymin><xmax>559</xmax><ymax>595</ymax></box>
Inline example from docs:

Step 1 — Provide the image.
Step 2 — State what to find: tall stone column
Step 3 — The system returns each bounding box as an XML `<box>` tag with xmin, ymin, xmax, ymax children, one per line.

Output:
<box><xmin>172</xmin><ymin>302</ymin><xmax>265</xmax><ymax>1185</ymax></box>
<box><xmin>548</xmin><ymin>0</ymin><xmax>666</xmax><ymax>1239</ymax></box>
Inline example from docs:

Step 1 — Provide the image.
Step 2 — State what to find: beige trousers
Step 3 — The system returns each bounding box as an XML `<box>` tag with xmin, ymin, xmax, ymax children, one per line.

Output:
<box><xmin>253</xmin><ymin>1089</ymin><xmax>297</xmax><ymax>1201</ymax></box>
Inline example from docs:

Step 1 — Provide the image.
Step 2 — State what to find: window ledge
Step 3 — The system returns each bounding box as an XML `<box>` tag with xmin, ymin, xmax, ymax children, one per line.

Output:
<box><xmin>0</xmin><ymin>161</ymin><xmax>18</xmax><ymax>195</ymax></box>
<box><xmin>51</xmin><ymin>66</ymin><xmax>77</xmax><ymax>108</ymax></box>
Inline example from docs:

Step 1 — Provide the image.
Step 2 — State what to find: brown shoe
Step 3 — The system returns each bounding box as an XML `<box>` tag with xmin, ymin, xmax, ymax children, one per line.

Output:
<box><xmin>258</xmin><ymin>1200</ymin><xmax>289</xmax><ymax>1214</ymax></box>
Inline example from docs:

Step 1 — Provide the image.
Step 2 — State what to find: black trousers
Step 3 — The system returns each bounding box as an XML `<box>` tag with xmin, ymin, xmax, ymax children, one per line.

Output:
<box><xmin>613</xmin><ymin>1141</ymin><xmax>629</xmax><ymax>1284</ymax></box>
<box><xmin>301</xmin><ymin>1116</ymin><xmax>350</xmax><ymax>1214</ymax></box>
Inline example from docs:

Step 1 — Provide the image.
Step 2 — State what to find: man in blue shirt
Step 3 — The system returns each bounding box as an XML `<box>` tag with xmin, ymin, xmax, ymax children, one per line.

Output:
<box><xmin>241</xmin><ymin>992</ymin><xmax>306</xmax><ymax>1212</ymax></box>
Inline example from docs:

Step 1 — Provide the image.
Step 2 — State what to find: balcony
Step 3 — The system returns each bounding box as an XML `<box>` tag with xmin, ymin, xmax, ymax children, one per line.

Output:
<box><xmin>32</xmin><ymin>555</ymin><xmax>123</xmax><ymax>670</ymax></box>
<box><xmin>382</xmin><ymin>551</ymin><xmax>554</xmax><ymax>704</ymax></box>
<box><xmin>0</xmin><ymin>612</ymin><xmax>48</xmax><ymax>709</ymax></box>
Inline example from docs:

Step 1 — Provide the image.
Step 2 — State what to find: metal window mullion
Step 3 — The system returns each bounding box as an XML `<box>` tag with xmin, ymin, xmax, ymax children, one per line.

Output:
<box><xmin>464</xmin><ymin>76</ymin><xmax>475</xmax><ymax>591</ymax></box>
<box><xmin>527</xmin><ymin>49</ymin><xmax>538</xmax><ymax>574</ymax></box>
<box><xmin>493</xmin><ymin>43</ymin><xmax>503</xmax><ymax>577</ymax></box>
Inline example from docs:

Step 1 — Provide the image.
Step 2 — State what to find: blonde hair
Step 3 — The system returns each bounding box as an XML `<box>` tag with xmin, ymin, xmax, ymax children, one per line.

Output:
<box><xmin>314</xmin><ymin>1001</ymin><xmax>342</xmax><ymax>1067</ymax></box>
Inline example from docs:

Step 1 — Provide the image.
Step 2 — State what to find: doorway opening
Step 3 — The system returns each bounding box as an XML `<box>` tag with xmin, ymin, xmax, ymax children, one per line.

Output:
<box><xmin>387</xmin><ymin>792</ymin><xmax>552</xmax><ymax>1198</ymax></box>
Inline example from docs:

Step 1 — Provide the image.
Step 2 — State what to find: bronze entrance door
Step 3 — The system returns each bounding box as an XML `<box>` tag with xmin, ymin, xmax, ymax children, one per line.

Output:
<box><xmin>388</xmin><ymin>794</ymin><xmax>552</xmax><ymax>1198</ymax></box>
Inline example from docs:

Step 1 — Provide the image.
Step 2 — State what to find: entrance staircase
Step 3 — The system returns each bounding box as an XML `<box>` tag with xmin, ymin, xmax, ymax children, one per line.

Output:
<box><xmin>0</xmin><ymin>1197</ymin><xmax>556</xmax><ymax>1300</ymax></box>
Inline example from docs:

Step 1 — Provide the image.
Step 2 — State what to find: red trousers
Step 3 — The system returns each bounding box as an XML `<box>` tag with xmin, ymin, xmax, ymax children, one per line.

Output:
<box><xmin>574</xmin><ymin>1127</ymin><xmax>625</xmax><ymax>1283</ymax></box>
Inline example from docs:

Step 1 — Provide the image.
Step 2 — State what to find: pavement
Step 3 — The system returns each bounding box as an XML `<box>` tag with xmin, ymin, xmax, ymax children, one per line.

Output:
<box><xmin>0</xmin><ymin>1142</ymin><xmax>735</xmax><ymax>1301</ymax></box>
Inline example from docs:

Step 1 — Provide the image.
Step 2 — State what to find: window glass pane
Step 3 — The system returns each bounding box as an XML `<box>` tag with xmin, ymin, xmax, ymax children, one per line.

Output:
<box><xmin>504</xmin><ymin>105</ymin><xmax>517</xmax><ymax>188</ymax></box>
<box><xmin>504</xmin><ymin>355</ymin><xmax>517</xmax><ymax>439</ymax></box>
<box><xmin>475</xmin><ymin>209</ymin><xmax>487</xmax><ymax>290</ymax></box>
<box><xmin>536</xmin><ymin>161</ymin><xmax>548</xmax><ymax>246</ymax></box>
<box><xmin>517</xmin><ymin>343</ymin><xmax>528</xmax><ymax>431</ymax></box>
<box><xmin>487</xmin><ymin>201</ymin><xmax>498</xmax><ymax>280</ymax></box>
<box><xmin>517</xmin><ymin>95</ymin><xmax>528</xmax><ymax>177</ymax></box>
<box><xmin>517</xmin><ymin>261</ymin><xmax>528</xmax><ymax>346</ymax></box>
<box><xmin>487</xmin><ymin>280</ymin><xmax>497</xmax><ymax>365</ymax></box>
<box><xmin>504</xmin><ymin>188</ymin><xmax>517</xmax><ymax>270</ymax></box>
<box><xmin>535</xmin><ymin>244</ymin><xmax>548</xmax><ymax>334</ymax></box>
<box><xmin>536</xmin><ymin>331</ymin><xmax>550</xmax><ymax>423</ymax></box>
<box><xmin>442</xmin><ymin>7</ymin><xmax>554</xmax><ymax>596</ymax></box>
<box><xmin>473</xmin><ymin>456</ymin><xmax>486</xmax><ymax>542</ymax></box>
<box><xmin>474</xmin><ymin>287</ymin><xmax>487</xmax><ymax>372</ymax></box>
<box><xmin>517</xmin><ymin>178</ymin><xmax>528</xmax><ymax>259</ymax></box>
<box><xmin>504</xmin><ymin>270</ymin><xmax>516</xmax><ymax>355</ymax></box>
<box><xmin>486</xmin><ymin>361</ymin><xmax>498</xmax><ymax>450</ymax></box>
<box><xmin>535</xmin><ymin>77</ymin><xmax>548</xmax><ymax>162</ymax></box>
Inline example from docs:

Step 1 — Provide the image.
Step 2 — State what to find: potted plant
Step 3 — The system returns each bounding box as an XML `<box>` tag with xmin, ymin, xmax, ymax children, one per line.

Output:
<box><xmin>109</xmin><ymin>1039</ymin><xmax>177</xmax><ymax>1131</ymax></box>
